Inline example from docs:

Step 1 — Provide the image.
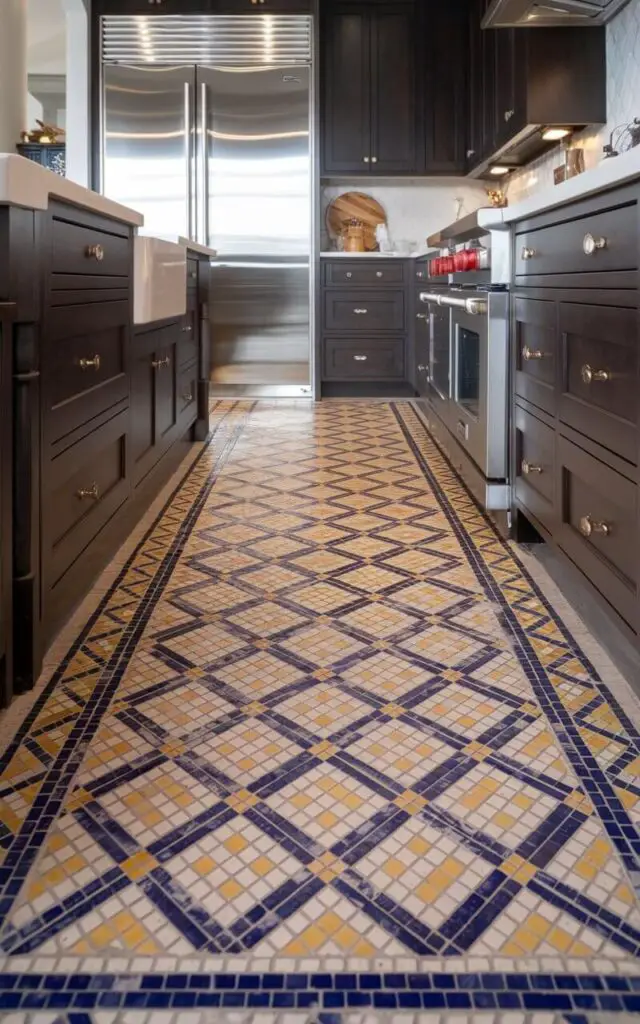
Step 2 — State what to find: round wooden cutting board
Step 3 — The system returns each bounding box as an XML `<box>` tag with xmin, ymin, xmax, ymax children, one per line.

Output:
<box><xmin>326</xmin><ymin>192</ymin><xmax>387</xmax><ymax>252</ymax></box>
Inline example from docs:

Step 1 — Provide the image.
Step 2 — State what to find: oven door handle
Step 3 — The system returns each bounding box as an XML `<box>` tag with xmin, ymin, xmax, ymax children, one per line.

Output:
<box><xmin>420</xmin><ymin>292</ymin><xmax>487</xmax><ymax>315</ymax></box>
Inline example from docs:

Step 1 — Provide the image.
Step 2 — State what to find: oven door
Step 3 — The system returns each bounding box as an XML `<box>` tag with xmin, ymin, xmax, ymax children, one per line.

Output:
<box><xmin>418</xmin><ymin>291</ymin><xmax>451</xmax><ymax>418</ymax></box>
<box><xmin>449</xmin><ymin>301</ymin><xmax>489</xmax><ymax>473</ymax></box>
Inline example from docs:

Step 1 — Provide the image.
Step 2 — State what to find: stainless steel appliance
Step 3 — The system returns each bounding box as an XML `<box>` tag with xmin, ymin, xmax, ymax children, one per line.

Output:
<box><xmin>415</xmin><ymin>214</ymin><xmax>510</xmax><ymax>516</ymax></box>
<box><xmin>99</xmin><ymin>15</ymin><xmax>313</xmax><ymax>396</ymax></box>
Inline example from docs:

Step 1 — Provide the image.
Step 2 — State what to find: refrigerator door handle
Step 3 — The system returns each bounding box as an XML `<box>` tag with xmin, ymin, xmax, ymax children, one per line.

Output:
<box><xmin>199</xmin><ymin>82</ymin><xmax>209</xmax><ymax>247</ymax></box>
<box><xmin>184</xmin><ymin>82</ymin><xmax>194</xmax><ymax>240</ymax></box>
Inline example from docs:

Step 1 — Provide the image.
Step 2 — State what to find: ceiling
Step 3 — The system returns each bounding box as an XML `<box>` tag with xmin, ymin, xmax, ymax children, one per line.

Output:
<box><xmin>27</xmin><ymin>0</ymin><xmax>66</xmax><ymax>76</ymax></box>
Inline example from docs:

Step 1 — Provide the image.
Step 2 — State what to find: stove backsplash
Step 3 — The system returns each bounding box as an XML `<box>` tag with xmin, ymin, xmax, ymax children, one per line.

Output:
<box><xmin>507</xmin><ymin>0</ymin><xmax>640</xmax><ymax>204</ymax></box>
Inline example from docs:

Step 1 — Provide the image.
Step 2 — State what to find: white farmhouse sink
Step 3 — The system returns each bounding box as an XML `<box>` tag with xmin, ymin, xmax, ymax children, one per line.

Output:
<box><xmin>133</xmin><ymin>236</ymin><xmax>187</xmax><ymax>325</ymax></box>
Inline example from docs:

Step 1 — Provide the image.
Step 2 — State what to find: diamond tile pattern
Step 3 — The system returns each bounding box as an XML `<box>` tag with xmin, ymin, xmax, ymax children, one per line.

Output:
<box><xmin>0</xmin><ymin>396</ymin><xmax>639</xmax><ymax>987</ymax></box>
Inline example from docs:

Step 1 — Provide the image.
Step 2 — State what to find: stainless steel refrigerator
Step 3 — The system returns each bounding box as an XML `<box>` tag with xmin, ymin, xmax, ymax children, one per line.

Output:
<box><xmin>100</xmin><ymin>15</ymin><xmax>313</xmax><ymax>396</ymax></box>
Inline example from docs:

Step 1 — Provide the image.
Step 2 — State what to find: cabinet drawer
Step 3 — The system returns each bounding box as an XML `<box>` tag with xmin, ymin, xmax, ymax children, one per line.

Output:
<box><xmin>323</xmin><ymin>338</ymin><xmax>404</xmax><ymax>380</ymax></box>
<box><xmin>557</xmin><ymin>435</ymin><xmax>637</xmax><ymax>631</ymax></box>
<box><xmin>515</xmin><ymin>203</ymin><xmax>637</xmax><ymax>279</ymax></box>
<box><xmin>45</xmin><ymin>301</ymin><xmax>129</xmax><ymax>443</ymax></box>
<box><xmin>51</xmin><ymin>217</ymin><xmax>130</xmax><ymax>283</ymax></box>
<box><xmin>324</xmin><ymin>290</ymin><xmax>405</xmax><ymax>332</ymax></box>
<box><xmin>514</xmin><ymin>404</ymin><xmax>555</xmax><ymax>534</ymax></box>
<box><xmin>43</xmin><ymin>410</ymin><xmax>129</xmax><ymax>589</ymax></box>
<box><xmin>178</xmin><ymin>306</ymin><xmax>198</xmax><ymax>367</ymax></box>
<box><xmin>559</xmin><ymin>302</ymin><xmax>638</xmax><ymax>465</ymax></box>
<box><xmin>323</xmin><ymin>260</ymin><xmax>406</xmax><ymax>288</ymax></box>
<box><xmin>514</xmin><ymin>296</ymin><xmax>556</xmax><ymax>415</ymax></box>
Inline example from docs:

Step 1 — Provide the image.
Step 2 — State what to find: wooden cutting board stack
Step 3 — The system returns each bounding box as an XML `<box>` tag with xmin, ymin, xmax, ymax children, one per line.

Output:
<box><xmin>326</xmin><ymin>192</ymin><xmax>387</xmax><ymax>252</ymax></box>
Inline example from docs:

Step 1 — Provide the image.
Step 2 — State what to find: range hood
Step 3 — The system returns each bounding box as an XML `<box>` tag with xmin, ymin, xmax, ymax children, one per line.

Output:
<box><xmin>482</xmin><ymin>0</ymin><xmax>630</xmax><ymax>27</ymax></box>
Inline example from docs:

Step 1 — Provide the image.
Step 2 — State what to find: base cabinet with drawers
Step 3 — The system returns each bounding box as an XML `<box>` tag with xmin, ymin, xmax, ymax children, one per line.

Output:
<box><xmin>511</xmin><ymin>181</ymin><xmax>640</xmax><ymax>644</ymax></box>
<box><xmin>0</xmin><ymin>202</ymin><xmax>208</xmax><ymax>703</ymax></box>
<box><xmin>320</xmin><ymin>258</ymin><xmax>413</xmax><ymax>396</ymax></box>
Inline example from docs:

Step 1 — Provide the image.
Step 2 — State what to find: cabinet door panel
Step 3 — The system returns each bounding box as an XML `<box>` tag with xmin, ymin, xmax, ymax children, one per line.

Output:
<box><xmin>514</xmin><ymin>296</ymin><xmax>557</xmax><ymax>416</ymax></box>
<box><xmin>370</xmin><ymin>3</ymin><xmax>418</xmax><ymax>174</ymax></box>
<box><xmin>131</xmin><ymin>347</ymin><xmax>156</xmax><ymax>485</ymax></box>
<box><xmin>156</xmin><ymin>343</ymin><xmax>179</xmax><ymax>446</ymax></box>
<box><xmin>321</xmin><ymin>6</ymin><xmax>371</xmax><ymax>175</ymax></box>
<box><xmin>557</xmin><ymin>435</ymin><xmax>637</xmax><ymax>632</ymax></box>
<box><xmin>424</xmin><ymin>4</ymin><xmax>465</xmax><ymax>174</ymax></box>
<box><xmin>559</xmin><ymin>302</ymin><xmax>638</xmax><ymax>464</ymax></box>
<box><xmin>514</xmin><ymin>403</ymin><xmax>556</xmax><ymax>534</ymax></box>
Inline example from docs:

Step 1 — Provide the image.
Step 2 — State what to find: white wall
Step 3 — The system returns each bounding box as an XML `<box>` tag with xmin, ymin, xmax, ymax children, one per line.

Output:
<box><xmin>507</xmin><ymin>0</ymin><xmax>640</xmax><ymax>203</ymax></box>
<box><xmin>321</xmin><ymin>179</ymin><xmax>487</xmax><ymax>252</ymax></box>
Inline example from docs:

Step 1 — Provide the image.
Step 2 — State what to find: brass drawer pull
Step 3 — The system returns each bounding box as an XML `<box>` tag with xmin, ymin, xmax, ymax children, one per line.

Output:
<box><xmin>504</xmin><ymin>109</ymin><xmax>514</xmax><ymax>122</ymax></box>
<box><xmin>521</xmin><ymin>459</ymin><xmax>543</xmax><ymax>475</ymax></box>
<box><xmin>151</xmin><ymin>356</ymin><xmax>171</xmax><ymax>369</ymax></box>
<box><xmin>521</xmin><ymin>246</ymin><xmax>536</xmax><ymax>261</ymax></box>
<box><xmin>353</xmin><ymin>308</ymin><xmax>368</xmax><ymax>314</ymax></box>
<box><xmin>581</xmin><ymin>363</ymin><xmax>611</xmax><ymax>384</ymax></box>
<box><xmin>416</xmin><ymin>313</ymin><xmax>428</xmax><ymax>320</ymax></box>
<box><xmin>77</xmin><ymin>483</ymin><xmax>99</xmax><ymax>500</ymax></box>
<box><xmin>376</xmin><ymin>271</ymin><xmax>383</xmax><ymax>278</ymax></box>
<box><xmin>522</xmin><ymin>345</ymin><xmax>544</xmax><ymax>361</ymax></box>
<box><xmin>353</xmin><ymin>355</ymin><xmax>368</xmax><ymax>361</ymax></box>
<box><xmin>182</xmin><ymin>325</ymin><xmax>193</xmax><ymax>333</ymax></box>
<box><xmin>183</xmin><ymin>391</ymin><xmax>194</xmax><ymax>402</ymax></box>
<box><xmin>583</xmin><ymin>232</ymin><xmax>607</xmax><ymax>255</ymax></box>
<box><xmin>345</xmin><ymin>272</ymin><xmax>352</xmax><ymax>279</ymax></box>
<box><xmin>85</xmin><ymin>243</ymin><xmax>105</xmax><ymax>262</ymax></box>
<box><xmin>579</xmin><ymin>514</ymin><xmax>611</xmax><ymax>538</ymax></box>
<box><xmin>79</xmin><ymin>354</ymin><xmax>101</xmax><ymax>371</ymax></box>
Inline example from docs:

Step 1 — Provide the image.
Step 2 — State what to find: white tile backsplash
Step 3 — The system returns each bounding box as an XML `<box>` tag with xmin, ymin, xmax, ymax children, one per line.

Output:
<box><xmin>506</xmin><ymin>0</ymin><xmax>640</xmax><ymax>203</ymax></box>
<box><xmin>320</xmin><ymin>179</ymin><xmax>487</xmax><ymax>252</ymax></box>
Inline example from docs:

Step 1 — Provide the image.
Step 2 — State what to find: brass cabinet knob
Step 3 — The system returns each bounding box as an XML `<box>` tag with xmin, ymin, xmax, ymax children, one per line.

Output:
<box><xmin>151</xmin><ymin>355</ymin><xmax>171</xmax><ymax>369</ymax></box>
<box><xmin>79</xmin><ymin>354</ymin><xmax>101</xmax><ymax>371</ymax></box>
<box><xmin>504</xmin><ymin>109</ymin><xmax>514</xmax><ymax>122</ymax></box>
<box><xmin>345</xmin><ymin>272</ymin><xmax>352</xmax><ymax>278</ymax></box>
<box><xmin>77</xmin><ymin>482</ymin><xmax>99</xmax><ymax>500</ymax></box>
<box><xmin>363</xmin><ymin>156</ymin><xmax>370</xmax><ymax>163</ymax></box>
<box><xmin>371</xmin><ymin>156</ymin><xmax>378</xmax><ymax>163</ymax></box>
<box><xmin>85</xmin><ymin>243</ymin><xmax>104</xmax><ymax>262</ymax></box>
<box><xmin>522</xmin><ymin>345</ymin><xmax>544</xmax><ymax>361</ymax></box>
<box><xmin>579</xmin><ymin>514</ymin><xmax>611</xmax><ymax>538</ymax></box>
<box><xmin>521</xmin><ymin>246</ymin><xmax>536</xmax><ymax>261</ymax></box>
<box><xmin>353</xmin><ymin>354</ymin><xmax>367</xmax><ymax>361</ymax></box>
<box><xmin>376</xmin><ymin>271</ymin><xmax>383</xmax><ymax>277</ymax></box>
<box><xmin>521</xmin><ymin>459</ymin><xmax>543</xmax><ymax>475</ymax></box>
<box><xmin>583</xmin><ymin>232</ymin><xmax>607</xmax><ymax>255</ymax></box>
<box><xmin>581</xmin><ymin>363</ymin><xmax>611</xmax><ymax>384</ymax></box>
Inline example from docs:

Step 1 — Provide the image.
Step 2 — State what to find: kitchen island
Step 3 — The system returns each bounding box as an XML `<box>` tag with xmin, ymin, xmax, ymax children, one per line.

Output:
<box><xmin>0</xmin><ymin>155</ymin><xmax>214</xmax><ymax>703</ymax></box>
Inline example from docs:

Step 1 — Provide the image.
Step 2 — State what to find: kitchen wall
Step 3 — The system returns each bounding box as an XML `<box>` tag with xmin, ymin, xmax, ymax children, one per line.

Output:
<box><xmin>320</xmin><ymin>179</ymin><xmax>487</xmax><ymax>252</ymax></box>
<box><xmin>507</xmin><ymin>0</ymin><xmax>640</xmax><ymax>203</ymax></box>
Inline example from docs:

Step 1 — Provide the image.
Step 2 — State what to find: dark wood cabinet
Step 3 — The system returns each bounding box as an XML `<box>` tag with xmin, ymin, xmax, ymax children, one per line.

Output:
<box><xmin>467</xmin><ymin>22</ymin><xmax>605</xmax><ymax>176</ymax></box>
<box><xmin>512</xmin><ymin>180</ymin><xmax>640</xmax><ymax>647</ymax></box>
<box><xmin>131</xmin><ymin>321</ymin><xmax>181</xmax><ymax>488</ymax></box>
<box><xmin>321</xmin><ymin>1</ymin><xmax>419</xmax><ymax>176</ymax></box>
<box><xmin>0</xmin><ymin>304</ymin><xmax>14</xmax><ymax>707</ymax></box>
<box><xmin>423</xmin><ymin>1</ymin><xmax>466</xmax><ymax>175</ymax></box>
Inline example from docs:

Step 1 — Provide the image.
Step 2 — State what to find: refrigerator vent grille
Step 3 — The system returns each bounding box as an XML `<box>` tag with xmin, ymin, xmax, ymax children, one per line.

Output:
<box><xmin>102</xmin><ymin>15</ymin><xmax>312</xmax><ymax>65</ymax></box>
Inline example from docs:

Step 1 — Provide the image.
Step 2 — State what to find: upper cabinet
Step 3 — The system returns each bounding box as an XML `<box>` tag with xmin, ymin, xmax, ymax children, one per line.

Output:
<box><xmin>321</xmin><ymin>1</ymin><xmax>420</xmax><ymax>176</ymax></box>
<box><xmin>321</xmin><ymin>0</ymin><xmax>466</xmax><ymax>177</ymax></box>
<box><xmin>466</xmin><ymin>6</ymin><xmax>606</xmax><ymax>175</ymax></box>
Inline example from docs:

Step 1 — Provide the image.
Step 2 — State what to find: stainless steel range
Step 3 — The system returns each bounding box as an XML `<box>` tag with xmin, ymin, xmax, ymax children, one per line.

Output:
<box><xmin>415</xmin><ymin>211</ymin><xmax>510</xmax><ymax>518</ymax></box>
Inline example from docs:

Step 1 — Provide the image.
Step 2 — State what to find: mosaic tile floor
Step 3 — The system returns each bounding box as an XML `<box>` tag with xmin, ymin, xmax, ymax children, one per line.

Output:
<box><xmin>1</xmin><ymin>398</ymin><xmax>640</xmax><ymax>1022</ymax></box>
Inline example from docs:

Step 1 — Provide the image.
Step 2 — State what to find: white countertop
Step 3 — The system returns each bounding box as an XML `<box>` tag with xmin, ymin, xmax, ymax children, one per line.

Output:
<box><xmin>478</xmin><ymin>146</ymin><xmax>640</xmax><ymax>231</ymax></box>
<box><xmin>0</xmin><ymin>153</ymin><xmax>143</xmax><ymax>226</ymax></box>
<box><xmin>177</xmin><ymin>237</ymin><xmax>218</xmax><ymax>258</ymax></box>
